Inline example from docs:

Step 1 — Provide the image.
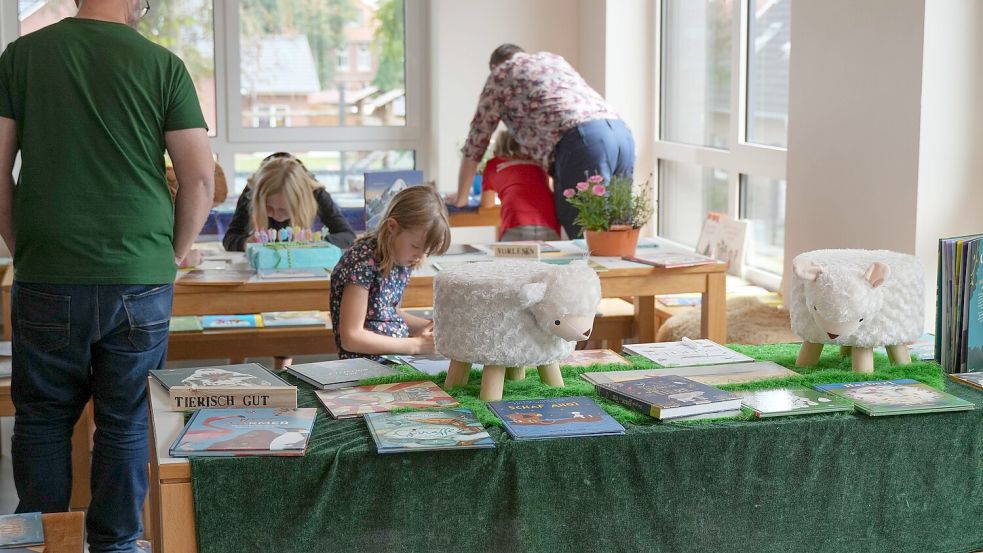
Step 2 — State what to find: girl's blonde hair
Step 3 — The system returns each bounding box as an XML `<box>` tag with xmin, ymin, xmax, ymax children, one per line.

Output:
<box><xmin>493</xmin><ymin>129</ymin><xmax>524</xmax><ymax>159</ymax></box>
<box><xmin>249</xmin><ymin>157</ymin><xmax>322</xmax><ymax>231</ymax></box>
<box><xmin>362</xmin><ymin>186</ymin><xmax>451</xmax><ymax>274</ymax></box>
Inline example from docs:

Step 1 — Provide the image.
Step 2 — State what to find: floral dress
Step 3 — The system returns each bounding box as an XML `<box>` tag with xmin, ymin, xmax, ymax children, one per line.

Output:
<box><xmin>329</xmin><ymin>238</ymin><xmax>410</xmax><ymax>360</ymax></box>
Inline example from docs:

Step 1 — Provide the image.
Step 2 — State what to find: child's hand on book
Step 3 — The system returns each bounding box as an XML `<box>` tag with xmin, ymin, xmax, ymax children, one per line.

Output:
<box><xmin>410</xmin><ymin>334</ymin><xmax>436</xmax><ymax>355</ymax></box>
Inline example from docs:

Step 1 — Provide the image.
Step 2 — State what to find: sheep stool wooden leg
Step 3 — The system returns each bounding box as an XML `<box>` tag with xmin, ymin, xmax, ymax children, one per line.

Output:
<box><xmin>537</xmin><ymin>363</ymin><xmax>564</xmax><ymax>387</ymax></box>
<box><xmin>479</xmin><ymin>365</ymin><xmax>507</xmax><ymax>401</ymax></box>
<box><xmin>506</xmin><ymin>367</ymin><xmax>526</xmax><ymax>381</ymax></box>
<box><xmin>851</xmin><ymin>347</ymin><xmax>874</xmax><ymax>373</ymax></box>
<box><xmin>885</xmin><ymin>345</ymin><xmax>911</xmax><ymax>365</ymax></box>
<box><xmin>796</xmin><ymin>341</ymin><xmax>824</xmax><ymax>367</ymax></box>
<box><xmin>840</xmin><ymin>346</ymin><xmax>852</xmax><ymax>357</ymax></box>
<box><xmin>444</xmin><ymin>360</ymin><xmax>472</xmax><ymax>389</ymax></box>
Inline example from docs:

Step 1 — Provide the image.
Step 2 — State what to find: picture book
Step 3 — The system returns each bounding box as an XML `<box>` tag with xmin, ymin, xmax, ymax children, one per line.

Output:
<box><xmin>948</xmin><ymin>372</ymin><xmax>983</xmax><ymax>391</ymax></box>
<box><xmin>169</xmin><ymin>408</ymin><xmax>318</xmax><ymax>457</ymax></box>
<box><xmin>177</xmin><ymin>268</ymin><xmax>256</xmax><ymax>285</ymax></box>
<box><xmin>285</xmin><ymin>358</ymin><xmax>397</xmax><ymax>389</ymax></box>
<box><xmin>315</xmin><ymin>380</ymin><xmax>458</xmax><ymax>419</ymax></box>
<box><xmin>0</xmin><ymin>512</ymin><xmax>44</xmax><ymax>548</ymax></box>
<box><xmin>594</xmin><ymin>375</ymin><xmax>742</xmax><ymax>420</ymax></box>
<box><xmin>622</xmin><ymin>338</ymin><xmax>754</xmax><ymax>367</ymax></box>
<box><xmin>559</xmin><ymin>349</ymin><xmax>630</xmax><ymax>368</ymax></box>
<box><xmin>580</xmin><ymin>360</ymin><xmax>798</xmax><ymax>387</ymax></box>
<box><xmin>261</xmin><ymin>311</ymin><xmax>329</xmax><ymax>328</ymax></box>
<box><xmin>695</xmin><ymin>212</ymin><xmax>748</xmax><ymax>275</ymax></box>
<box><xmin>488</xmin><ymin>396</ymin><xmax>625</xmax><ymax>440</ymax></box>
<box><xmin>364</xmin><ymin>170</ymin><xmax>424</xmax><ymax>231</ymax></box>
<box><xmin>874</xmin><ymin>332</ymin><xmax>935</xmax><ymax>362</ymax></box>
<box><xmin>149</xmin><ymin>363</ymin><xmax>297</xmax><ymax>411</ymax></box>
<box><xmin>656</xmin><ymin>295</ymin><xmax>702</xmax><ymax>308</ymax></box>
<box><xmin>169</xmin><ymin>315</ymin><xmax>202</xmax><ymax>333</ymax></box>
<box><xmin>736</xmin><ymin>387</ymin><xmax>854</xmax><ymax>418</ymax></box>
<box><xmin>396</xmin><ymin>354</ymin><xmax>452</xmax><ymax>376</ymax></box>
<box><xmin>814</xmin><ymin>379</ymin><xmax>975</xmax><ymax>416</ymax></box>
<box><xmin>256</xmin><ymin>267</ymin><xmax>329</xmax><ymax>280</ymax></box>
<box><xmin>200</xmin><ymin>314</ymin><xmax>263</xmax><ymax>330</ymax></box>
<box><xmin>365</xmin><ymin>408</ymin><xmax>495</xmax><ymax>453</ymax></box>
<box><xmin>622</xmin><ymin>252</ymin><xmax>720</xmax><ymax>269</ymax></box>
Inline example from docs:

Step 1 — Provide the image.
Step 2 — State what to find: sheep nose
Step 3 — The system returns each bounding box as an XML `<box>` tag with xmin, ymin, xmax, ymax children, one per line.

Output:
<box><xmin>827</xmin><ymin>332</ymin><xmax>839</xmax><ymax>339</ymax></box>
<box><xmin>582</xmin><ymin>329</ymin><xmax>592</xmax><ymax>338</ymax></box>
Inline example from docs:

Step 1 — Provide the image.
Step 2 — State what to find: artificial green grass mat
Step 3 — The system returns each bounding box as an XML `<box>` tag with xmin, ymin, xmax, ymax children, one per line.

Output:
<box><xmin>354</xmin><ymin>342</ymin><xmax>946</xmax><ymax>427</ymax></box>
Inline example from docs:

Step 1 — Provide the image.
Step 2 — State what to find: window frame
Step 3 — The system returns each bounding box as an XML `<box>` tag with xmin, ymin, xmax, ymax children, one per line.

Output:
<box><xmin>653</xmin><ymin>0</ymin><xmax>786</xmax><ymax>290</ymax></box>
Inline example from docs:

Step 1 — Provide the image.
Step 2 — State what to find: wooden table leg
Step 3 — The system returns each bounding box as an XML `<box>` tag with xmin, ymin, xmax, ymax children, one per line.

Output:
<box><xmin>69</xmin><ymin>401</ymin><xmax>92</xmax><ymax>510</ymax></box>
<box><xmin>633</xmin><ymin>296</ymin><xmax>657</xmax><ymax>343</ymax></box>
<box><xmin>702</xmin><ymin>272</ymin><xmax>727</xmax><ymax>343</ymax></box>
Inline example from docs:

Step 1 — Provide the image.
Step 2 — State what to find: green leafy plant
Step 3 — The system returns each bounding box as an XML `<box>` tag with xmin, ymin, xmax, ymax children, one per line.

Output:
<box><xmin>564</xmin><ymin>174</ymin><xmax>653</xmax><ymax>231</ymax></box>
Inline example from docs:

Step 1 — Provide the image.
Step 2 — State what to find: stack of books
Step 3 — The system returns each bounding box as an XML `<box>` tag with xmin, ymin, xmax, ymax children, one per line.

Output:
<box><xmin>936</xmin><ymin>233</ymin><xmax>983</xmax><ymax>373</ymax></box>
<box><xmin>815</xmin><ymin>379</ymin><xmax>975</xmax><ymax>416</ymax></box>
<box><xmin>150</xmin><ymin>363</ymin><xmax>297</xmax><ymax>411</ymax></box>
<box><xmin>169</xmin><ymin>408</ymin><xmax>318</xmax><ymax>457</ymax></box>
<box><xmin>286</xmin><ymin>358</ymin><xmax>396</xmax><ymax>390</ymax></box>
<box><xmin>594</xmin><ymin>375</ymin><xmax>742</xmax><ymax>420</ymax></box>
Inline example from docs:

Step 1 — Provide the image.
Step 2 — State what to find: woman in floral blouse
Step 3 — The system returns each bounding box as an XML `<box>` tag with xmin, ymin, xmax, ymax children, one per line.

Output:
<box><xmin>452</xmin><ymin>43</ymin><xmax>635</xmax><ymax>239</ymax></box>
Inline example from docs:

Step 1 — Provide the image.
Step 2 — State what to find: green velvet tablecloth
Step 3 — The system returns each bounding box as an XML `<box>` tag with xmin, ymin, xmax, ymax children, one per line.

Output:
<box><xmin>188</xmin><ymin>347</ymin><xmax>983</xmax><ymax>553</ymax></box>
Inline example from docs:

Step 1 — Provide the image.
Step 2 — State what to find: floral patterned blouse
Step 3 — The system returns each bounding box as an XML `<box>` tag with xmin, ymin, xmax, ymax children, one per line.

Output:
<box><xmin>329</xmin><ymin>238</ymin><xmax>410</xmax><ymax>360</ymax></box>
<box><xmin>461</xmin><ymin>52</ymin><xmax>620</xmax><ymax>170</ymax></box>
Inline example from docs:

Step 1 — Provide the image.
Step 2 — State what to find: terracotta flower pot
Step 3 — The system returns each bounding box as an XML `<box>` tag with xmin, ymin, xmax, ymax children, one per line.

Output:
<box><xmin>583</xmin><ymin>225</ymin><xmax>640</xmax><ymax>257</ymax></box>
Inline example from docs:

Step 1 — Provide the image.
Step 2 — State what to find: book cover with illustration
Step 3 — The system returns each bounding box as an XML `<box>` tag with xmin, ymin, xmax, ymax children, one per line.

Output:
<box><xmin>286</xmin><ymin>358</ymin><xmax>396</xmax><ymax>389</ymax></box>
<box><xmin>815</xmin><ymin>379</ymin><xmax>975</xmax><ymax>416</ymax></box>
<box><xmin>396</xmin><ymin>354</ymin><xmax>453</xmax><ymax>376</ymax></box>
<box><xmin>580</xmin><ymin>360</ymin><xmax>798</xmax><ymax>387</ymax></box>
<box><xmin>364</xmin><ymin>170</ymin><xmax>424</xmax><ymax>231</ymax></box>
<box><xmin>200</xmin><ymin>314</ymin><xmax>263</xmax><ymax>330</ymax></box>
<box><xmin>169</xmin><ymin>315</ymin><xmax>203</xmax><ymax>333</ymax></box>
<box><xmin>694</xmin><ymin>212</ymin><xmax>748</xmax><ymax>275</ymax></box>
<box><xmin>622</xmin><ymin>339</ymin><xmax>754</xmax><ymax>367</ymax></box>
<box><xmin>261</xmin><ymin>311</ymin><xmax>329</xmax><ymax>327</ymax></box>
<box><xmin>488</xmin><ymin>396</ymin><xmax>625</xmax><ymax>440</ymax></box>
<box><xmin>965</xmin><ymin>242</ymin><xmax>983</xmax><ymax>371</ymax></box>
<box><xmin>622</xmin><ymin>252</ymin><xmax>720</xmax><ymax>269</ymax></box>
<box><xmin>169</xmin><ymin>408</ymin><xmax>318</xmax><ymax>457</ymax></box>
<box><xmin>315</xmin><ymin>380</ymin><xmax>459</xmax><ymax>419</ymax></box>
<box><xmin>365</xmin><ymin>408</ymin><xmax>495</xmax><ymax>453</ymax></box>
<box><xmin>948</xmin><ymin>372</ymin><xmax>983</xmax><ymax>392</ymax></box>
<box><xmin>559</xmin><ymin>349</ymin><xmax>630</xmax><ymax>368</ymax></box>
<box><xmin>737</xmin><ymin>387</ymin><xmax>855</xmax><ymax>418</ymax></box>
<box><xmin>594</xmin><ymin>375</ymin><xmax>742</xmax><ymax>420</ymax></box>
<box><xmin>0</xmin><ymin>512</ymin><xmax>44</xmax><ymax>548</ymax></box>
<box><xmin>150</xmin><ymin>363</ymin><xmax>296</xmax><ymax>411</ymax></box>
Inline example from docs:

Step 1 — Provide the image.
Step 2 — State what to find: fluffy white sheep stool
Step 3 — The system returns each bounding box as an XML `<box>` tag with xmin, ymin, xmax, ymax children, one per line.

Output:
<box><xmin>433</xmin><ymin>259</ymin><xmax>602</xmax><ymax>401</ymax></box>
<box><xmin>789</xmin><ymin>249</ymin><xmax>925</xmax><ymax>373</ymax></box>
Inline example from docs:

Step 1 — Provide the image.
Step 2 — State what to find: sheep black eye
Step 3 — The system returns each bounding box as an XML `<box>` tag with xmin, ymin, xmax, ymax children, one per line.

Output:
<box><xmin>813</xmin><ymin>306</ymin><xmax>817</xmax><ymax>311</ymax></box>
<box><xmin>859</xmin><ymin>318</ymin><xmax>864</xmax><ymax>322</ymax></box>
<box><xmin>554</xmin><ymin>320</ymin><xmax>561</xmax><ymax>326</ymax></box>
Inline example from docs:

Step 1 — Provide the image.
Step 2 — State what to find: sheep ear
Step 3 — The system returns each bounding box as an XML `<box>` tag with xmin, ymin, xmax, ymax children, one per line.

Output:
<box><xmin>518</xmin><ymin>282</ymin><xmax>547</xmax><ymax>309</ymax></box>
<box><xmin>792</xmin><ymin>258</ymin><xmax>823</xmax><ymax>281</ymax></box>
<box><xmin>864</xmin><ymin>261</ymin><xmax>890</xmax><ymax>289</ymax></box>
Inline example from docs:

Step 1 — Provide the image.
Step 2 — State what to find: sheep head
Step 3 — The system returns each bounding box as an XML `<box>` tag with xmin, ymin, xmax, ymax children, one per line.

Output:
<box><xmin>792</xmin><ymin>256</ymin><xmax>890</xmax><ymax>341</ymax></box>
<box><xmin>518</xmin><ymin>261</ymin><xmax>602</xmax><ymax>342</ymax></box>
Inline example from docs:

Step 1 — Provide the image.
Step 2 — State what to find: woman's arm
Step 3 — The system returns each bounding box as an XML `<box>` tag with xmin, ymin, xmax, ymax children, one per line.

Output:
<box><xmin>401</xmin><ymin>310</ymin><xmax>434</xmax><ymax>337</ymax></box>
<box><xmin>314</xmin><ymin>189</ymin><xmax>356</xmax><ymax>248</ymax></box>
<box><xmin>222</xmin><ymin>187</ymin><xmax>255</xmax><ymax>252</ymax></box>
<box><xmin>338</xmin><ymin>284</ymin><xmax>434</xmax><ymax>355</ymax></box>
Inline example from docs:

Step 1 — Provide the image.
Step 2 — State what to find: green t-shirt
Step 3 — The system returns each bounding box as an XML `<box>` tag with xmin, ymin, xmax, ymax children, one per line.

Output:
<box><xmin>0</xmin><ymin>17</ymin><xmax>207</xmax><ymax>284</ymax></box>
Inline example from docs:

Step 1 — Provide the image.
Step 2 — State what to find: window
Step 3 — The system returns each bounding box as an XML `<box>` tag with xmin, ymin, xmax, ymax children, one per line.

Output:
<box><xmin>357</xmin><ymin>45</ymin><xmax>372</xmax><ymax>72</ymax></box>
<box><xmin>337</xmin><ymin>48</ymin><xmax>350</xmax><ymax>72</ymax></box>
<box><xmin>656</xmin><ymin>0</ymin><xmax>789</xmax><ymax>286</ymax></box>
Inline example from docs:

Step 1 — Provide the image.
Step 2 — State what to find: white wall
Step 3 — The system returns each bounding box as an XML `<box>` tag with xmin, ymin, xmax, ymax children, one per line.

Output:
<box><xmin>915</xmin><ymin>0</ymin><xmax>983</xmax><ymax>326</ymax></box>
<box><xmin>784</xmin><ymin>0</ymin><xmax>925</xmax><ymax>280</ymax></box>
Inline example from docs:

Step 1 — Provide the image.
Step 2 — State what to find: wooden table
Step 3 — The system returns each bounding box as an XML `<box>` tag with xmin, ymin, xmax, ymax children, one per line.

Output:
<box><xmin>446</xmin><ymin>204</ymin><xmax>501</xmax><ymax>229</ymax></box>
<box><xmin>40</xmin><ymin>511</ymin><xmax>85</xmax><ymax>553</ymax></box>
<box><xmin>0</xmin><ymin>378</ymin><xmax>92</xmax><ymax>510</ymax></box>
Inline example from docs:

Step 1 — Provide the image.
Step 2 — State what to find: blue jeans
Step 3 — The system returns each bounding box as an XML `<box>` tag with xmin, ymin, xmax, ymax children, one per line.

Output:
<box><xmin>11</xmin><ymin>282</ymin><xmax>173</xmax><ymax>553</ymax></box>
<box><xmin>551</xmin><ymin>118</ymin><xmax>636</xmax><ymax>238</ymax></box>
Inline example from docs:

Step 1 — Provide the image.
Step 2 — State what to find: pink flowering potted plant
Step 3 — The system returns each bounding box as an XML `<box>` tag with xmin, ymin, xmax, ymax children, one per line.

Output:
<box><xmin>564</xmin><ymin>174</ymin><xmax>652</xmax><ymax>256</ymax></box>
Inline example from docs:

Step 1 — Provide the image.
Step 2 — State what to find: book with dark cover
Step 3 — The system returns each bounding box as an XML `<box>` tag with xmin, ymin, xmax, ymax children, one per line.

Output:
<box><xmin>365</xmin><ymin>408</ymin><xmax>495</xmax><ymax>453</ymax></box>
<box><xmin>169</xmin><ymin>408</ymin><xmax>318</xmax><ymax>457</ymax></box>
<box><xmin>315</xmin><ymin>380</ymin><xmax>458</xmax><ymax>419</ymax></box>
<box><xmin>737</xmin><ymin>387</ymin><xmax>854</xmax><ymax>418</ymax></box>
<box><xmin>815</xmin><ymin>379</ymin><xmax>975</xmax><ymax>416</ymax></box>
<box><xmin>948</xmin><ymin>372</ymin><xmax>983</xmax><ymax>391</ymax></box>
<box><xmin>149</xmin><ymin>363</ymin><xmax>297</xmax><ymax>411</ymax></box>
<box><xmin>0</xmin><ymin>512</ymin><xmax>44</xmax><ymax>548</ymax></box>
<box><xmin>594</xmin><ymin>375</ymin><xmax>741</xmax><ymax>420</ymax></box>
<box><xmin>286</xmin><ymin>358</ymin><xmax>397</xmax><ymax>389</ymax></box>
<box><xmin>488</xmin><ymin>396</ymin><xmax>625</xmax><ymax>440</ymax></box>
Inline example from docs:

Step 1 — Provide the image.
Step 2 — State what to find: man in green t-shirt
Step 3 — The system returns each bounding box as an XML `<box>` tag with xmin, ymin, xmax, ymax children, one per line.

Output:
<box><xmin>0</xmin><ymin>1</ymin><xmax>214</xmax><ymax>550</ymax></box>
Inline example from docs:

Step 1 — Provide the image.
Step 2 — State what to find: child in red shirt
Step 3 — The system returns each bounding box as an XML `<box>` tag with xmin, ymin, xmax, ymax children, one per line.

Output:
<box><xmin>482</xmin><ymin>130</ymin><xmax>562</xmax><ymax>241</ymax></box>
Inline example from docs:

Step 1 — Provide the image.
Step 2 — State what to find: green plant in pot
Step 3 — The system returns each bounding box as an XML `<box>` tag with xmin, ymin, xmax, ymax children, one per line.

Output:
<box><xmin>564</xmin><ymin>174</ymin><xmax>652</xmax><ymax>256</ymax></box>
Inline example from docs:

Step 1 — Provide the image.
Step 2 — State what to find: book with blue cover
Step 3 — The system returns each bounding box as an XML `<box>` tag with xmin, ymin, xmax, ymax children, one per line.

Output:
<box><xmin>814</xmin><ymin>379</ymin><xmax>975</xmax><ymax>416</ymax></box>
<box><xmin>200</xmin><ymin>314</ymin><xmax>263</xmax><ymax>330</ymax></box>
<box><xmin>364</xmin><ymin>170</ymin><xmax>424</xmax><ymax>231</ymax></box>
<box><xmin>0</xmin><ymin>512</ymin><xmax>44</xmax><ymax>548</ymax></box>
<box><xmin>594</xmin><ymin>375</ymin><xmax>742</xmax><ymax>420</ymax></box>
<box><xmin>364</xmin><ymin>408</ymin><xmax>495</xmax><ymax>454</ymax></box>
<box><xmin>169</xmin><ymin>408</ymin><xmax>318</xmax><ymax>457</ymax></box>
<box><xmin>488</xmin><ymin>396</ymin><xmax>625</xmax><ymax>440</ymax></box>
